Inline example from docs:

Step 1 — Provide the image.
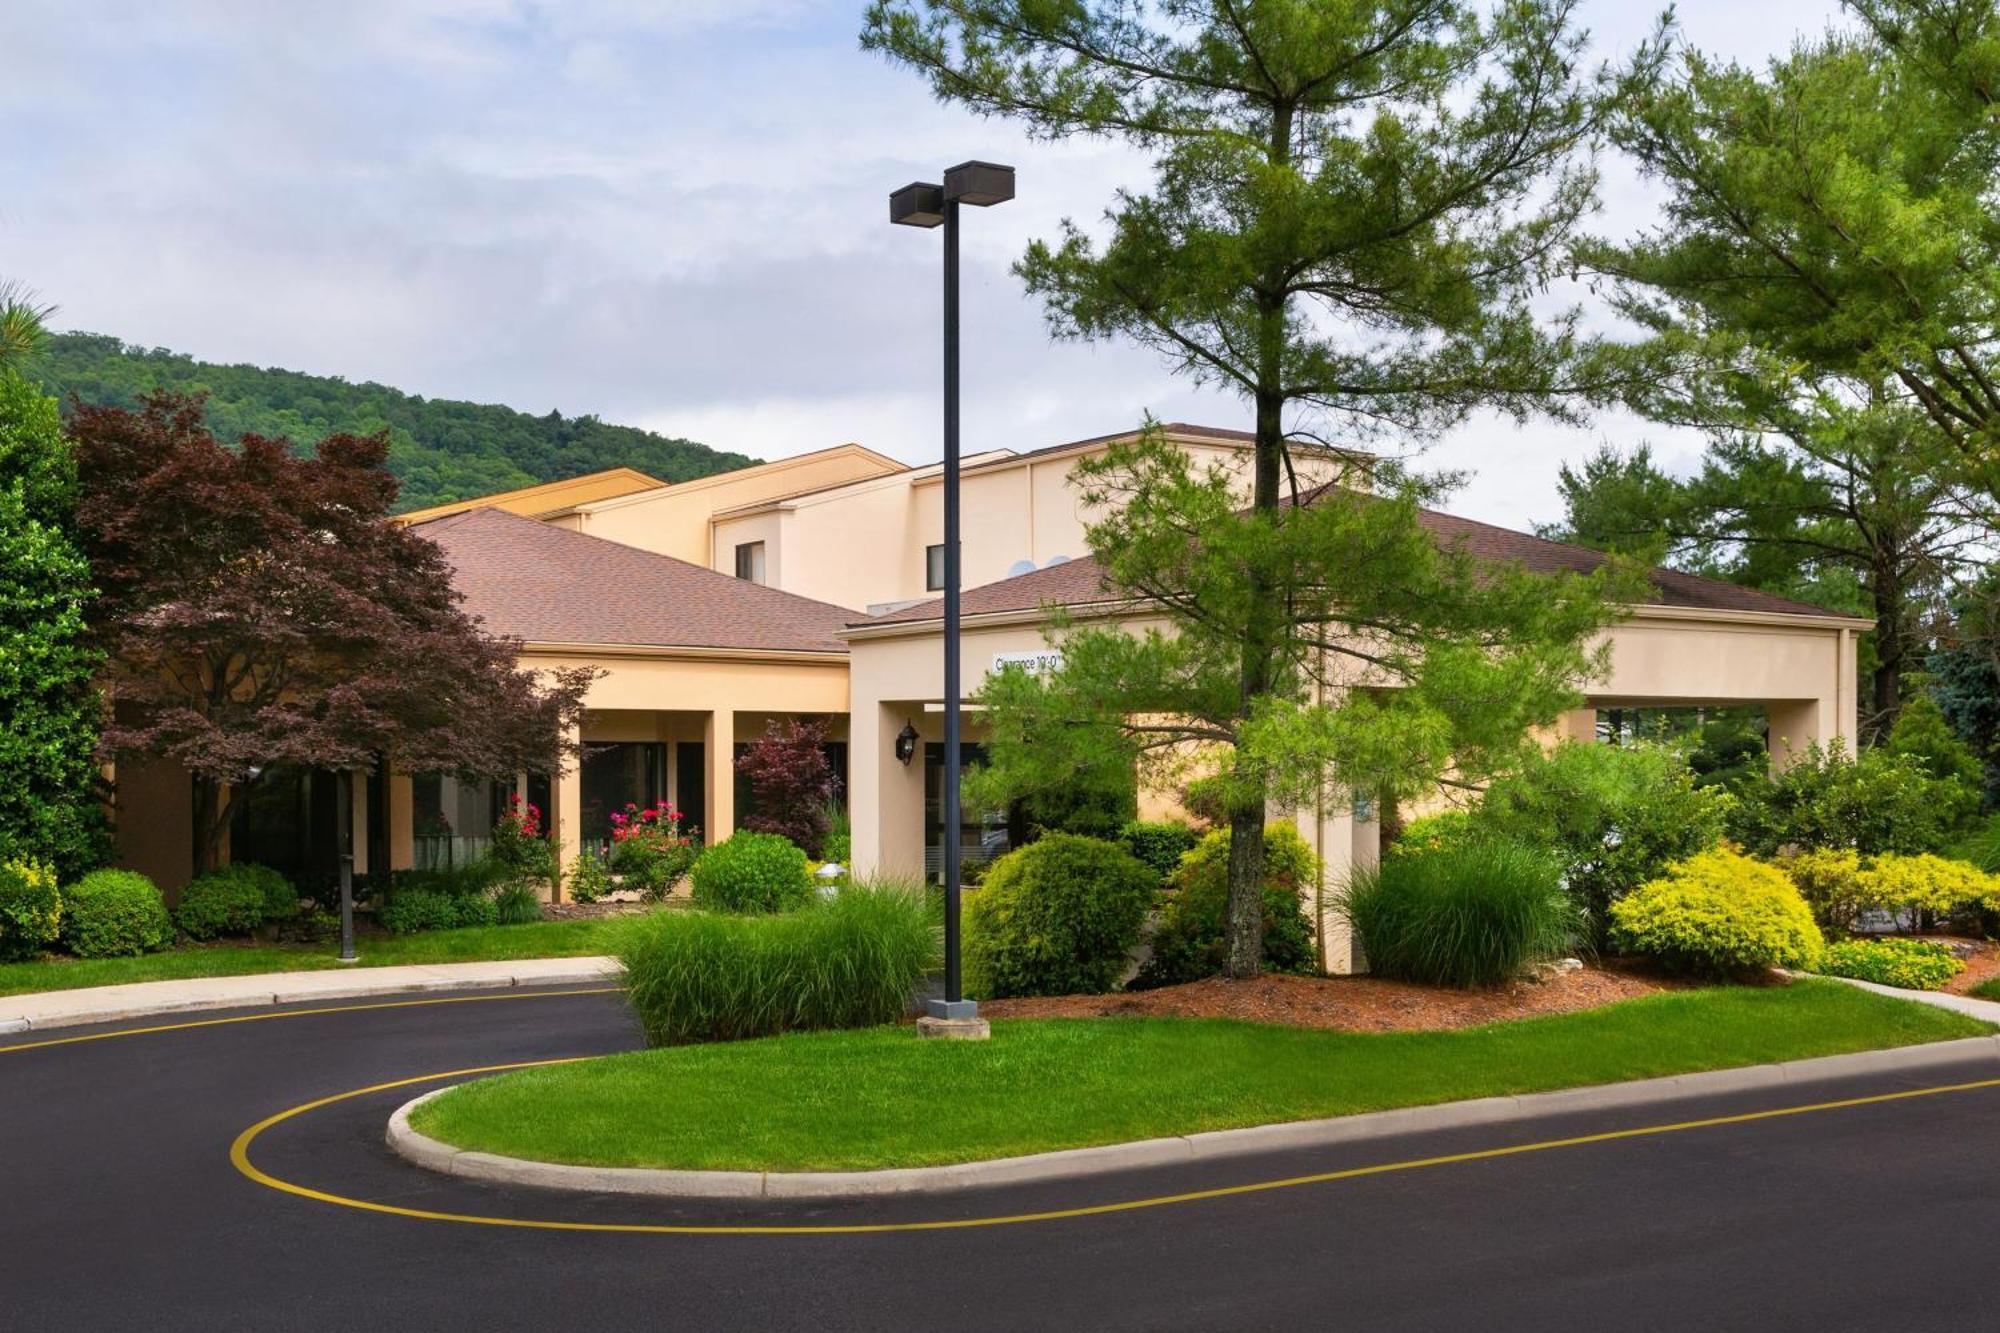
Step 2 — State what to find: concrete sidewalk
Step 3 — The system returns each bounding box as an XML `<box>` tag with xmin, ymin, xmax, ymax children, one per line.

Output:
<box><xmin>1819</xmin><ymin>973</ymin><xmax>2000</xmax><ymax>1024</ymax></box>
<box><xmin>0</xmin><ymin>956</ymin><xmax>623</xmax><ymax>1034</ymax></box>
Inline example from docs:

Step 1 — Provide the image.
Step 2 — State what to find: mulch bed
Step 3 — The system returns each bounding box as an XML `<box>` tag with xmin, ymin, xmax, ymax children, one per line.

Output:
<box><xmin>1945</xmin><ymin>940</ymin><xmax>2000</xmax><ymax>995</ymax></box>
<box><xmin>539</xmin><ymin>900</ymin><xmax>657</xmax><ymax>922</ymax></box>
<box><xmin>980</xmin><ymin>962</ymin><xmax>1679</xmax><ymax>1033</ymax></box>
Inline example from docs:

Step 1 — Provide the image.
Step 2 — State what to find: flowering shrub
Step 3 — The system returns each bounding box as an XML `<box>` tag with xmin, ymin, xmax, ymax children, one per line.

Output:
<box><xmin>1609</xmin><ymin>849</ymin><xmax>1822</xmax><ymax>977</ymax></box>
<box><xmin>491</xmin><ymin>794</ymin><xmax>558</xmax><ymax>892</ymax></box>
<box><xmin>0</xmin><ymin>858</ymin><xmax>61</xmax><ymax>961</ymax></box>
<box><xmin>609</xmin><ymin>800</ymin><xmax>698</xmax><ymax>901</ymax></box>
<box><xmin>1818</xmin><ymin>938</ymin><xmax>1964</xmax><ymax>991</ymax></box>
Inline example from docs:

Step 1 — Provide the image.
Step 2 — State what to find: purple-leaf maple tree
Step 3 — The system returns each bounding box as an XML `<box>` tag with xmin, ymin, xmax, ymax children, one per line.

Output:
<box><xmin>73</xmin><ymin>391</ymin><xmax>594</xmax><ymax>872</ymax></box>
<box><xmin>734</xmin><ymin>717</ymin><xmax>836</xmax><ymax>856</ymax></box>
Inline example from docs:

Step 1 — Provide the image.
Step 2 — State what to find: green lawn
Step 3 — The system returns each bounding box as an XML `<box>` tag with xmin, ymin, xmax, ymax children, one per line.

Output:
<box><xmin>0</xmin><ymin>917</ymin><xmax>645</xmax><ymax>998</ymax></box>
<box><xmin>1974</xmin><ymin>977</ymin><xmax>2000</xmax><ymax>1002</ymax></box>
<box><xmin>410</xmin><ymin>980</ymin><xmax>1988</xmax><ymax>1172</ymax></box>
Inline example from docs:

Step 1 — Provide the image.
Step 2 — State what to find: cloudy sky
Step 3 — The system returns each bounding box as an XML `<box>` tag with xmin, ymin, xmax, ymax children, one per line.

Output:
<box><xmin>4</xmin><ymin>0</ymin><xmax>1852</xmax><ymax>528</ymax></box>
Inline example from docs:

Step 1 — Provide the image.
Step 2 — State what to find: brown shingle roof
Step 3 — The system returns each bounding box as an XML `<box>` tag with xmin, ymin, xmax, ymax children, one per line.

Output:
<box><xmin>415</xmin><ymin>508</ymin><xmax>854</xmax><ymax>653</ymax></box>
<box><xmin>857</xmin><ymin>502</ymin><xmax>1853</xmax><ymax>627</ymax></box>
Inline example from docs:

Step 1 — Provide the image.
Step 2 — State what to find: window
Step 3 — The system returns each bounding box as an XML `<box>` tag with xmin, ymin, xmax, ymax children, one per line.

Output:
<box><xmin>734</xmin><ymin>540</ymin><xmax>766</xmax><ymax>584</ymax></box>
<box><xmin>925</xmin><ymin>543</ymin><xmax>945</xmax><ymax>591</ymax></box>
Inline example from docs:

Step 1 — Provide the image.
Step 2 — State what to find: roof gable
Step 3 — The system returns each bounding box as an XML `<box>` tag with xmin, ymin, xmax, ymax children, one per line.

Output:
<box><xmin>415</xmin><ymin>508</ymin><xmax>855</xmax><ymax>654</ymax></box>
<box><xmin>856</xmin><ymin>500</ymin><xmax>1856</xmax><ymax>628</ymax></box>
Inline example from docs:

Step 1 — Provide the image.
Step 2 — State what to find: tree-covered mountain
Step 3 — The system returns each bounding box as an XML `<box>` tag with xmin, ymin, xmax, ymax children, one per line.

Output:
<box><xmin>32</xmin><ymin>332</ymin><xmax>755</xmax><ymax>512</ymax></box>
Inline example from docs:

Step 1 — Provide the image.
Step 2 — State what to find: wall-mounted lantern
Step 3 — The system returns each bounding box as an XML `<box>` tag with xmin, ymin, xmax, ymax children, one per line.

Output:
<box><xmin>895</xmin><ymin>720</ymin><xmax>920</xmax><ymax>766</ymax></box>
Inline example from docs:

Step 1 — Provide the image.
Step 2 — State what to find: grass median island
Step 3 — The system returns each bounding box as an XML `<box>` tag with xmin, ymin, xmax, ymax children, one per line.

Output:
<box><xmin>0</xmin><ymin>917</ymin><xmax>643</xmax><ymax>998</ymax></box>
<box><xmin>408</xmin><ymin>980</ymin><xmax>1989</xmax><ymax>1173</ymax></box>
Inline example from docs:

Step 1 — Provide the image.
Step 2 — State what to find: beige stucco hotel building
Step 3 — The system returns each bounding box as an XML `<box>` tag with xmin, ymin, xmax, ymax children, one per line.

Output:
<box><xmin>112</xmin><ymin>424</ymin><xmax>1868</xmax><ymax>973</ymax></box>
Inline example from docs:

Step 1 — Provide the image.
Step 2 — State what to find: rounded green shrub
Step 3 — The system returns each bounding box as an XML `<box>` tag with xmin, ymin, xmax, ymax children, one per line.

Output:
<box><xmin>964</xmin><ymin>833</ymin><xmax>1157</xmax><ymax>998</ymax></box>
<box><xmin>0</xmin><ymin>858</ymin><xmax>62</xmax><ymax>961</ymax></box>
<box><xmin>1118</xmin><ymin>820</ymin><xmax>1200</xmax><ymax>882</ymax></box>
<box><xmin>1340</xmin><ymin>839</ymin><xmax>1580</xmax><ymax>988</ymax></box>
<box><xmin>452</xmin><ymin>891</ymin><xmax>500</xmax><ymax>928</ymax></box>
<box><xmin>1818</xmin><ymin>937</ymin><xmax>1963</xmax><ymax>991</ymax></box>
<box><xmin>377</xmin><ymin>888</ymin><xmax>462</xmax><ymax>934</ymax></box>
<box><xmin>1130</xmin><ymin>823</ymin><xmax>1319</xmax><ymax>989</ymax></box>
<box><xmin>1608</xmin><ymin>849</ymin><xmax>1822</xmax><ymax>978</ymax></box>
<box><xmin>689</xmin><ymin>832</ymin><xmax>812</xmax><ymax>914</ymax></box>
<box><xmin>60</xmin><ymin>869</ymin><xmax>173</xmax><ymax>958</ymax></box>
<box><xmin>622</xmin><ymin>880</ymin><xmax>939</xmax><ymax>1044</ymax></box>
<box><xmin>1391</xmin><ymin>810</ymin><xmax>1477</xmax><ymax>856</ymax></box>
<box><xmin>176</xmin><ymin>863</ymin><xmax>293</xmax><ymax>940</ymax></box>
<box><xmin>493</xmin><ymin>882</ymin><xmax>543</xmax><ymax>925</ymax></box>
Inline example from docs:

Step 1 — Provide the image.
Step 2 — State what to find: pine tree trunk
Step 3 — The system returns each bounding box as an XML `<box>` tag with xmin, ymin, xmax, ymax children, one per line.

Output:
<box><xmin>1223</xmin><ymin>801</ymin><xmax>1268</xmax><ymax>979</ymax></box>
<box><xmin>1219</xmin><ymin>98</ymin><xmax>1296</xmax><ymax>982</ymax></box>
<box><xmin>1867</xmin><ymin>549</ymin><xmax>1907</xmax><ymax>743</ymax></box>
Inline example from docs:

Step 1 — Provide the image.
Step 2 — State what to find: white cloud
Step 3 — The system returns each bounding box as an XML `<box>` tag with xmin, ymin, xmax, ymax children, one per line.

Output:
<box><xmin>4</xmin><ymin>0</ymin><xmax>1847</xmax><ymax>530</ymax></box>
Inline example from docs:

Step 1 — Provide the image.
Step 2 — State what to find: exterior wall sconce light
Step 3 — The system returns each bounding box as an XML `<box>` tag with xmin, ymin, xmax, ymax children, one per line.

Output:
<box><xmin>895</xmin><ymin>720</ymin><xmax>920</xmax><ymax>766</ymax></box>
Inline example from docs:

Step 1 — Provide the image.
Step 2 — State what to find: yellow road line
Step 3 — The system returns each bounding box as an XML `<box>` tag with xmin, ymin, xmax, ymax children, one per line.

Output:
<box><xmin>0</xmin><ymin>986</ymin><xmax>624</xmax><ymax>1055</ymax></box>
<box><xmin>230</xmin><ymin>1060</ymin><xmax>2000</xmax><ymax>1237</ymax></box>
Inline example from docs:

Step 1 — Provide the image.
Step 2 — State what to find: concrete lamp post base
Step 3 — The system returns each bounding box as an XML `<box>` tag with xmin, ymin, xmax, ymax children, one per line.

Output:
<box><xmin>918</xmin><ymin>998</ymin><xmax>990</xmax><ymax>1040</ymax></box>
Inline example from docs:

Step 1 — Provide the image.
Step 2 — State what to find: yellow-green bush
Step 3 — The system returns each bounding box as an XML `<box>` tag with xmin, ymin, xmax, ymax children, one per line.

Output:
<box><xmin>1608</xmin><ymin>849</ymin><xmax>1822</xmax><ymax>978</ymax></box>
<box><xmin>1857</xmin><ymin>853</ymin><xmax>1997</xmax><ymax>922</ymax></box>
<box><xmin>1818</xmin><ymin>938</ymin><xmax>1964</xmax><ymax>992</ymax></box>
<box><xmin>1782</xmin><ymin>848</ymin><xmax>1868</xmax><ymax>933</ymax></box>
<box><xmin>0</xmin><ymin>858</ymin><xmax>61</xmax><ymax>961</ymax></box>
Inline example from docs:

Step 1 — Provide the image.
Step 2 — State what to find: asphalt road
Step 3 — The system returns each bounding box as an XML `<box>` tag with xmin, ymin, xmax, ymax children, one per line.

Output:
<box><xmin>2</xmin><ymin>984</ymin><xmax>1996</xmax><ymax>1333</ymax></box>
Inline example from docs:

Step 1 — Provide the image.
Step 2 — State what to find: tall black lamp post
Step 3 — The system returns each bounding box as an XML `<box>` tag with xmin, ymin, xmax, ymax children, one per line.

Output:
<box><xmin>890</xmin><ymin>160</ymin><xmax>1014</xmax><ymax>1023</ymax></box>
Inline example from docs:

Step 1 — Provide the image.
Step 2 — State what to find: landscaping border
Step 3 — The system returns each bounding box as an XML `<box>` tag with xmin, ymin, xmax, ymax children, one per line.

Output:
<box><xmin>0</xmin><ymin>957</ymin><xmax>623</xmax><ymax>1034</ymax></box>
<box><xmin>388</xmin><ymin>1033</ymin><xmax>2000</xmax><ymax>1199</ymax></box>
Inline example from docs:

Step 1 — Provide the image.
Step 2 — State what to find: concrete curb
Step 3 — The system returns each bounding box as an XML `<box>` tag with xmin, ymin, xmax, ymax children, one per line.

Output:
<box><xmin>0</xmin><ymin>957</ymin><xmax>624</xmax><ymax>1033</ymax></box>
<box><xmin>386</xmin><ymin>1033</ymin><xmax>2000</xmax><ymax>1200</ymax></box>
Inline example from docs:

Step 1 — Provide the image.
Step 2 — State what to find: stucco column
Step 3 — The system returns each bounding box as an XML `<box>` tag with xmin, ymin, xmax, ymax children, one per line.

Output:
<box><xmin>1767</xmin><ymin>698</ymin><xmax>1838</xmax><ymax>772</ymax></box>
<box><xmin>1562</xmin><ymin>707</ymin><xmax>1597</xmax><ymax>743</ymax></box>
<box><xmin>705</xmin><ymin>708</ymin><xmax>734</xmax><ymax>846</ymax></box>
<box><xmin>854</xmin><ymin>702</ymin><xmax>924</xmax><ymax>878</ymax></box>
<box><xmin>349</xmin><ymin>769</ymin><xmax>370</xmax><ymax>876</ymax></box>
<box><xmin>849</xmin><ymin>700</ymin><xmax>885</xmax><ymax>876</ymax></box>
<box><xmin>388</xmin><ymin>772</ymin><xmax>413</xmax><ymax>873</ymax></box>
<box><xmin>555</xmin><ymin>717</ymin><xmax>582</xmax><ymax>874</ymax></box>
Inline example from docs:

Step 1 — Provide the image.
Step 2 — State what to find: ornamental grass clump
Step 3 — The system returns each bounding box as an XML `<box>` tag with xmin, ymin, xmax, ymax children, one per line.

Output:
<box><xmin>1609</xmin><ymin>849</ymin><xmax>1822</xmax><ymax>978</ymax></box>
<box><xmin>1818</xmin><ymin>938</ymin><xmax>1964</xmax><ymax>992</ymax></box>
<box><xmin>964</xmin><ymin>833</ymin><xmax>1158</xmax><ymax>998</ymax></box>
<box><xmin>621</xmin><ymin>879</ymin><xmax>939</xmax><ymax>1045</ymax></box>
<box><xmin>59</xmin><ymin>869</ymin><xmax>173</xmax><ymax>958</ymax></box>
<box><xmin>1340</xmin><ymin>840</ymin><xmax>1580</xmax><ymax>989</ymax></box>
<box><xmin>689</xmin><ymin>831</ymin><xmax>812</xmax><ymax>913</ymax></box>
